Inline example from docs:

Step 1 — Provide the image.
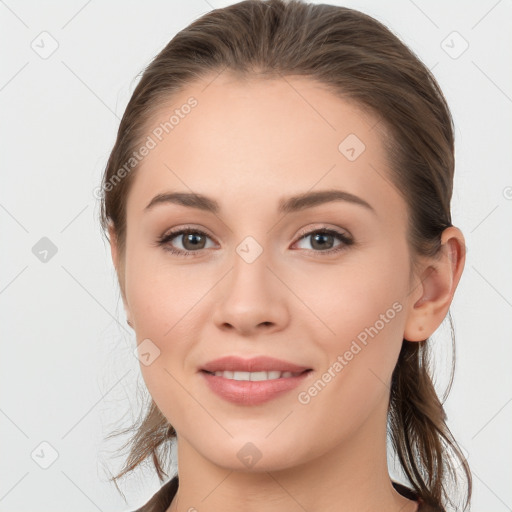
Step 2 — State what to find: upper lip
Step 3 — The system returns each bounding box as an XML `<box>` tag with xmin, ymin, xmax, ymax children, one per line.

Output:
<box><xmin>200</xmin><ymin>356</ymin><xmax>311</xmax><ymax>373</ymax></box>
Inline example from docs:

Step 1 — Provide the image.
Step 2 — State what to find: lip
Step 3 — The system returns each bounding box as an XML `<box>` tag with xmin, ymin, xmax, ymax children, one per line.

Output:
<box><xmin>200</xmin><ymin>369</ymin><xmax>312</xmax><ymax>405</ymax></box>
<box><xmin>200</xmin><ymin>355</ymin><xmax>311</xmax><ymax>373</ymax></box>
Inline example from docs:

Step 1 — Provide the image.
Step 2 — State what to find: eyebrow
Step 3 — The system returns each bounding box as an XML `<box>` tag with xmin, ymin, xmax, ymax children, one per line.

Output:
<box><xmin>144</xmin><ymin>189</ymin><xmax>376</xmax><ymax>215</ymax></box>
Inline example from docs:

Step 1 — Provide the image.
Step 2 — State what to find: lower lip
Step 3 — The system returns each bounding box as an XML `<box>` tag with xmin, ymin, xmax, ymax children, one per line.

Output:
<box><xmin>200</xmin><ymin>370</ymin><xmax>312</xmax><ymax>405</ymax></box>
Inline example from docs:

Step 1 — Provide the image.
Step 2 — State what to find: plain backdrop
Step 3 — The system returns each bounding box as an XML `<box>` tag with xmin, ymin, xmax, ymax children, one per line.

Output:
<box><xmin>1</xmin><ymin>1</ymin><xmax>511</xmax><ymax>511</ymax></box>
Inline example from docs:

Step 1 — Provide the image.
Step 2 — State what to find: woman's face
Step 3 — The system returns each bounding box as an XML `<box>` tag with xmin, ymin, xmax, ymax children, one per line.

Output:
<box><xmin>115</xmin><ymin>74</ymin><xmax>423</xmax><ymax>471</ymax></box>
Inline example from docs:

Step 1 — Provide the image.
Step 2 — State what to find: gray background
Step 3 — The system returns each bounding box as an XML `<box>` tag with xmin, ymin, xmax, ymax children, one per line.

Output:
<box><xmin>1</xmin><ymin>0</ymin><xmax>511</xmax><ymax>510</ymax></box>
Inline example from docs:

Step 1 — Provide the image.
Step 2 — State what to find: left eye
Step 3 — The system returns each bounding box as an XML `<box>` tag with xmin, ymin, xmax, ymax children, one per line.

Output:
<box><xmin>293</xmin><ymin>229</ymin><xmax>352</xmax><ymax>252</ymax></box>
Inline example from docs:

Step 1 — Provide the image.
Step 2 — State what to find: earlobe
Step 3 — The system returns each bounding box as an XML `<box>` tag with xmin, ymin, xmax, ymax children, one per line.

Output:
<box><xmin>403</xmin><ymin>227</ymin><xmax>466</xmax><ymax>342</ymax></box>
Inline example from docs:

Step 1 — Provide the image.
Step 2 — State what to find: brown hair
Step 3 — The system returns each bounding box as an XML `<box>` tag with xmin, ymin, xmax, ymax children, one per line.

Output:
<box><xmin>99</xmin><ymin>0</ymin><xmax>471</xmax><ymax>509</ymax></box>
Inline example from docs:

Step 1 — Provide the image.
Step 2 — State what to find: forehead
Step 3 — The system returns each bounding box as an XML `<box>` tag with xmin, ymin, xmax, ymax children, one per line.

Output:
<box><xmin>126</xmin><ymin>73</ymin><xmax>403</xmax><ymax>221</ymax></box>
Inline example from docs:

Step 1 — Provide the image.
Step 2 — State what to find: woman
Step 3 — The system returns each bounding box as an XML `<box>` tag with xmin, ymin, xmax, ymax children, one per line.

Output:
<box><xmin>99</xmin><ymin>1</ymin><xmax>472</xmax><ymax>510</ymax></box>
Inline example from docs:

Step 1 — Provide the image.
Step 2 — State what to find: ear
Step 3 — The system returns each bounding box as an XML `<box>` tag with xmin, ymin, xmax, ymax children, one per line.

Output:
<box><xmin>108</xmin><ymin>222</ymin><xmax>133</xmax><ymax>329</ymax></box>
<box><xmin>404</xmin><ymin>227</ymin><xmax>466</xmax><ymax>342</ymax></box>
<box><xmin>108</xmin><ymin>221</ymin><xmax>120</xmax><ymax>273</ymax></box>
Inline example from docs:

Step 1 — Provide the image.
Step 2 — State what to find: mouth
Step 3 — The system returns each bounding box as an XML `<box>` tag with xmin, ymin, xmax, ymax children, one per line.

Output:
<box><xmin>200</xmin><ymin>355</ymin><xmax>312</xmax><ymax>375</ymax></box>
<box><xmin>199</xmin><ymin>368</ymin><xmax>313</xmax><ymax>405</ymax></box>
<box><xmin>201</xmin><ymin>369</ymin><xmax>311</xmax><ymax>381</ymax></box>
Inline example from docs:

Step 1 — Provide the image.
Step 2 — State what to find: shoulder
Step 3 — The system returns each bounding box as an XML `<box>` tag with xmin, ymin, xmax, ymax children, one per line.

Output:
<box><xmin>130</xmin><ymin>475</ymin><xmax>179</xmax><ymax>512</ymax></box>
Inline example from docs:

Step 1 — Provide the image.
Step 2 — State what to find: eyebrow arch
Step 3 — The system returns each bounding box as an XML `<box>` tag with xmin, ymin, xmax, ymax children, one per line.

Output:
<box><xmin>279</xmin><ymin>189</ymin><xmax>375</xmax><ymax>215</ymax></box>
<box><xmin>145</xmin><ymin>192</ymin><xmax>219</xmax><ymax>213</ymax></box>
<box><xmin>144</xmin><ymin>189</ymin><xmax>376</xmax><ymax>215</ymax></box>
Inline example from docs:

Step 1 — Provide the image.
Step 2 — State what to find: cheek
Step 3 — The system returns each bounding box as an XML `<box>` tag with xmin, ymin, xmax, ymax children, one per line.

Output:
<box><xmin>128</xmin><ymin>270</ymin><xmax>205</xmax><ymax>430</ymax></box>
<box><xmin>295</xmin><ymin>247</ymin><xmax>408</xmax><ymax>413</ymax></box>
<box><xmin>296</xmin><ymin>245</ymin><xmax>408</xmax><ymax>342</ymax></box>
<box><xmin>124</xmin><ymin>255</ymin><xmax>229</xmax><ymax>414</ymax></box>
<box><xmin>124</xmin><ymin>238</ymin><xmax>209</xmax><ymax>333</ymax></box>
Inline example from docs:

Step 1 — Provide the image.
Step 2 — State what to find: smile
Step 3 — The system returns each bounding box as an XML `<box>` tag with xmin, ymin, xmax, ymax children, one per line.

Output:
<box><xmin>204</xmin><ymin>370</ymin><xmax>305</xmax><ymax>380</ymax></box>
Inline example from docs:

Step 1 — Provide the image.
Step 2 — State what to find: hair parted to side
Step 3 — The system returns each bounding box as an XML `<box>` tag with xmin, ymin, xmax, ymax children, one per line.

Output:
<box><xmin>99</xmin><ymin>0</ymin><xmax>471</xmax><ymax>509</ymax></box>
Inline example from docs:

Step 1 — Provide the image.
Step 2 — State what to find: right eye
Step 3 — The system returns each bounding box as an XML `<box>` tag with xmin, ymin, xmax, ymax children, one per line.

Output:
<box><xmin>156</xmin><ymin>227</ymin><xmax>217</xmax><ymax>256</ymax></box>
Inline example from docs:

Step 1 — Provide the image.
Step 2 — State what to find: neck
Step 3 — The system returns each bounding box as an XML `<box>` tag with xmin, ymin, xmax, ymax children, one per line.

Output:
<box><xmin>167</xmin><ymin>401</ymin><xmax>417</xmax><ymax>512</ymax></box>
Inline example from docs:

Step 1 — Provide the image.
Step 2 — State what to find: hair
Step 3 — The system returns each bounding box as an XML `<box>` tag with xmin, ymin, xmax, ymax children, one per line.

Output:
<box><xmin>99</xmin><ymin>0</ymin><xmax>472</xmax><ymax>509</ymax></box>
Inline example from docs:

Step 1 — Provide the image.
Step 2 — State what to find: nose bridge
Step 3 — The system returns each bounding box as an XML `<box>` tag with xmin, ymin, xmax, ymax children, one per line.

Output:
<box><xmin>227</xmin><ymin>234</ymin><xmax>274</xmax><ymax>305</ymax></box>
<box><xmin>212</xmin><ymin>232</ymin><xmax>289</xmax><ymax>333</ymax></box>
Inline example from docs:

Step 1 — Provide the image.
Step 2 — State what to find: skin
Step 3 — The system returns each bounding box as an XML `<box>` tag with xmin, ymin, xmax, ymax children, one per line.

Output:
<box><xmin>109</xmin><ymin>73</ymin><xmax>465</xmax><ymax>512</ymax></box>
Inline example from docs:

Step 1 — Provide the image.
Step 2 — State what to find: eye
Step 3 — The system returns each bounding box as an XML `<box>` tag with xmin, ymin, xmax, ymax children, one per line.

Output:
<box><xmin>156</xmin><ymin>224</ymin><xmax>354</xmax><ymax>257</ymax></box>
<box><xmin>292</xmin><ymin>226</ymin><xmax>353</xmax><ymax>255</ymax></box>
<box><xmin>156</xmin><ymin>227</ymin><xmax>216</xmax><ymax>256</ymax></box>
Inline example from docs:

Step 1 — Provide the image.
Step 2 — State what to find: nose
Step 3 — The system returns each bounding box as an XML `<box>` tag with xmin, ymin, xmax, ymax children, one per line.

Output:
<box><xmin>211</xmin><ymin>250</ymin><xmax>290</xmax><ymax>336</ymax></box>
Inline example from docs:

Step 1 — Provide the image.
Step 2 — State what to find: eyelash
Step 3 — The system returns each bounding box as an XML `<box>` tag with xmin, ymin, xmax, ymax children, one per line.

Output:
<box><xmin>156</xmin><ymin>224</ymin><xmax>354</xmax><ymax>258</ymax></box>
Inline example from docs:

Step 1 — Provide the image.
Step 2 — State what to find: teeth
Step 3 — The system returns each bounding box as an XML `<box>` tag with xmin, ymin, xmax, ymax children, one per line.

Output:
<box><xmin>212</xmin><ymin>370</ymin><xmax>301</xmax><ymax>380</ymax></box>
